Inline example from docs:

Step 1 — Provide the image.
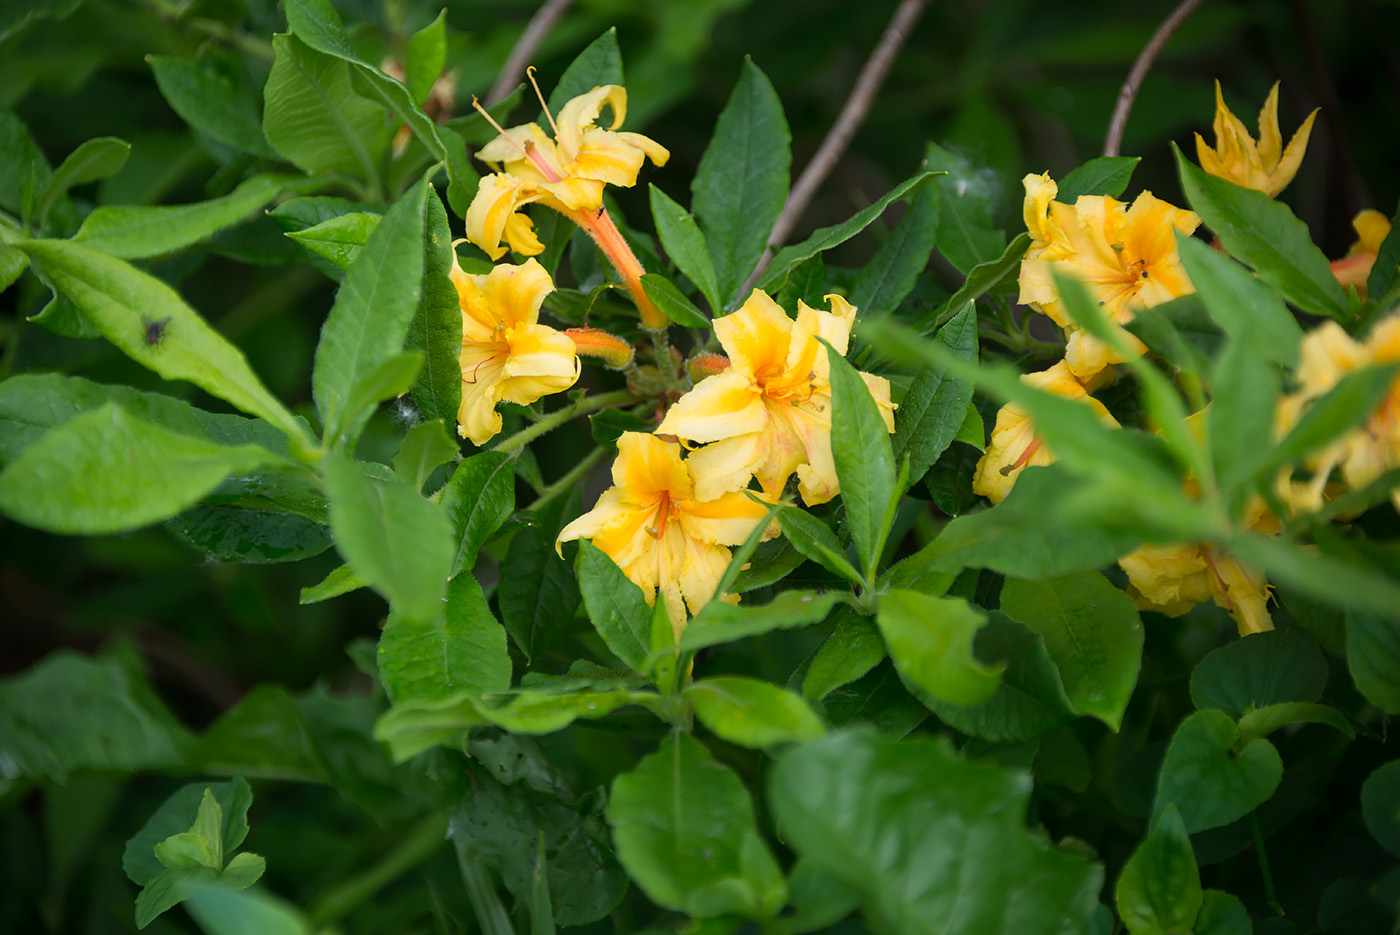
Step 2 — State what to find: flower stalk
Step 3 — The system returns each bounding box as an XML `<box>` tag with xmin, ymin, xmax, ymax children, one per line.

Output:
<box><xmin>489</xmin><ymin>388</ymin><xmax>636</xmax><ymax>454</ymax></box>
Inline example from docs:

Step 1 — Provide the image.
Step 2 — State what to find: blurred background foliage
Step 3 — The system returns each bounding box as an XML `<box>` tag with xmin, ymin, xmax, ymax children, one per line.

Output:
<box><xmin>2</xmin><ymin>0</ymin><xmax>1399</xmax><ymax>932</ymax></box>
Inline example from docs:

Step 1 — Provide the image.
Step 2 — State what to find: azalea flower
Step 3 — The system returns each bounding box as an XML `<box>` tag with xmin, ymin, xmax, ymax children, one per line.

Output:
<box><xmin>557</xmin><ymin>432</ymin><xmax>774</xmax><ymax>638</ymax></box>
<box><xmin>451</xmin><ymin>255</ymin><xmax>579</xmax><ymax>446</ymax></box>
<box><xmin>465</xmin><ymin>83</ymin><xmax>669</xmax><ymax>261</ymax></box>
<box><xmin>1018</xmin><ymin>173</ymin><xmax>1200</xmax><ymax>382</ymax></box>
<box><xmin>655</xmin><ymin>290</ymin><xmax>895</xmax><ymax>506</ymax></box>
<box><xmin>1195</xmin><ymin>80</ymin><xmax>1318</xmax><ymax>198</ymax></box>
<box><xmin>1331</xmin><ymin>209</ymin><xmax>1393</xmax><ymax>298</ymax></box>
<box><xmin>971</xmin><ymin>359</ymin><xmax>1120</xmax><ymax>504</ymax></box>
<box><xmin>1275</xmin><ymin>315</ymin><xmax>1400</xmax><ymax>514</ymax></box>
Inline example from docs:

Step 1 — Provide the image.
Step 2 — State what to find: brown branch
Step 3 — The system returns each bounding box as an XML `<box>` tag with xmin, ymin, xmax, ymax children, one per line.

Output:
<box><xmin>1102</xmin><ymin>0</ymin><xmax>1206</xmax><ymax>157</ymax></box>
<box><xmin>486</xmin><ymin>0</ymin><xmax>576</xmax><ymax>106</ymax></box>
<box><xmin>739</xmin><ymin>0</ymin><xmax>931</xmax><ymax>300</ymax></box>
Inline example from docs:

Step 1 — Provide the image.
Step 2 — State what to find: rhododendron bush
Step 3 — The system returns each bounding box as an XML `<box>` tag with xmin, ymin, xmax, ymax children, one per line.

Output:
<box><xmin>3</xmin><ymin>1</ymin><xmax>1400</xmax><ymax>933</ymax></box>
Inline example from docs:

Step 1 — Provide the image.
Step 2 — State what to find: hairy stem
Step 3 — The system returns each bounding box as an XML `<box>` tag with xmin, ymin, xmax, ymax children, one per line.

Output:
<box><xmin>1103</xmin><ymin>0</ymin><xmax>1205</xmax><ymax>157</ymax></box>
<box><xmin>490</xmin><ymin>389</ymin><xmax>637</xmax><ymax>454</ymax></box>
<box><xmin>528</xmin><ymin>445</ymin><xmax>607</xmax><ymax>513</ymax></box>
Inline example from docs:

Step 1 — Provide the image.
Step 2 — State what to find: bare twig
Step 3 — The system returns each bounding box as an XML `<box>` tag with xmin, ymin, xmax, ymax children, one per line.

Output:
<box><xmin>1103</xmin><ymin>0</ymin><xmax>1205</xmax><ymax>157</ymax></box>
<box><xmin>486</xmin><ymin>0</ymin><xmax>576</xmax><ymax>106</ymax></box>
<box><xmin>739</xmin><ymin>0</ymin><xmax>931</xmax><ymax>299</ymax></box>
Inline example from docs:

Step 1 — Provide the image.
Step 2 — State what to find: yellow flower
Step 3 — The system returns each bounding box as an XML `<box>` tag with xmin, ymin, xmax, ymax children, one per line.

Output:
<box><xmin>1195</xmin><ymin>80</ymin><xmax>1318</xmax><ymax>198</ymax></box>
<box><xmin>466</xmin><ymin>84</ymin><xmax>669</xmax><ymax>261</ymax></box>
<box><xmin>655</xmin><ymin>290</ymin><xmax>895</xmax><ymax>506</ymax></box>
<box><xmin>971</xmin><ymin>359</ymin><xmax>1120</xmax><ymax>504</ymax></box>
<box><xmin>1331</xmin><ymin>209</ymin><xmax>1393</xmax><ymax>298</ymax></box>
<box><xmin>451</xmin><ymin>256</ymin><xmax>579</xmax><ymax>446</ymax></box>
<box><xmin>1018</xmin><ymin>173</ymin><xmax>1200</xmax><ymax>382</ymax></box>
<box><xmin>557</xmin><ymin>432</ymin><xmax>774</xmax><ymax>638</ymax></box>
<box><xmin>1275</xmin><ymin>315</ymin><xmax>1400</xmax><ymax>514</ymax></box>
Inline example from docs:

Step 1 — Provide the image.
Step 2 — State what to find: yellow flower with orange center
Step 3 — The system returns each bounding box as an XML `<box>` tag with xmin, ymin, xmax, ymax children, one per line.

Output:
<box><xmin>1018</xmin><ymin>173</ymin><xmax>1200</xmax><ymax>382</ymax></box>
<box><xmin>556</xmin><ymin>432</ymin><xmax>774</xmax><ymax>638</ymax></box>
<box><xmin>1275</xmin><ymin>315</ymin><xmax>1400</xmax><ymax>514</ymax></box>
<box><xmin>1195</xmin><ymin>80</ymin><xmax>1318</xmax><ymax>198</ymax></box>
<box><xmin>971</xmin><ymin>359</ymin><xmax>1120</xmax><ymax>505</ymax></box>
<box><xmin>466</xmin><ymin>83</ymin><xmax>669</xmax><ymax>261</ymax></box>
<box><xmin>656</xmin><ymin>290</ymin><xmax>895</xmax><ymax>506</ymax></box>
<box><xmin>451</xmin><ymin>255</ymin><xmax>579</xmax><ymax>446</ymax></box>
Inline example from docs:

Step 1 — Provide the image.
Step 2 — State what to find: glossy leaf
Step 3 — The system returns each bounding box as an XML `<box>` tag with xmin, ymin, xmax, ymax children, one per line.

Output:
<box><xmin>917</xmin><ymin>234</ymin><xmax>1029</xmax><ymax>333</ymax></box>
<box><xmin>999</xmin><ymin>572</ymin><xmax>1144</xmax><ymax>731</ymax></box>
<box><xmin>37</xmin><ymin>135</ymin><xmax>128</xmax><ymax>224</ymax></box>
<box><xmin>1236</xmin><ymin>702</ymin><xmax>1353</xmax><ymax>742</ymax></box>
<box><xmin>680</xmin><ymin>590</ymin><xmax>839</xmax><ymax>653</ymax></box>
<box><xmin>609</xmin><ymin>733</ymin><xmax>787</xmax><ymax>920</ymax></box>
<box><xmin>891</xmin><ymin>301</ymin><xmax>977</xmax><ymax>488</ymax></box>
<box><xmin>925</xmin><ymin>143</ymin><xmax>1005</xmax><ymax>274</ymax></box>
<box><xmin>1056</xmin><ymin>156</ymin><xmax>1140</xmax><ymax>200</ymax></box>
<box><xmin>1361</xmin><ymin>760</ymin><xmax>1400</xmax><ymax>857</ymax></box>
<box><xmin>377</xmin><ymin>573</ymin><xmax>511</xmax><ymax>704</ymax></box>
<box><xmin>575</xmin><ymin>540</ymin><xmax>650</xmax><ymax>672</ymax></box>
<box><xmin>772</xmin><ymin>503</ymin><xmax>862</xmax><ymax>585</ymax></box>
<box><xmin>803</xmin><ymin>612</ymin><xmax>887</xmax><ymax>700</ymax></box>
<box><xmin>404</xmin><ymin>10</ymin><xmax>446</xmax><ymax>106</ymax></box>
<box><xmin>322</xmin><ymin>452</ymin><xmax>454</xmax><ymax>625</ymax></box>
<box><xmin>1194</xmin><ymin>891</ymin><xmax>1253</xmax><ymax>935</ymax></box>
<box><xmin>769</xmin><ymin>731</ymin><xmax>1102</xmax><ymax>935</ymax></box>
<box><xmin>1190</xmin><ymin>626</ymin><xmax>1328</xmax><ymax>719</ymax></box>
<box><xmin>285</xmin><ymin>211</ymin><xmax>379</xmax><ymax>270</ymax></box>
<box><xmin>546</xmin><ymin>28</ymin><xmax>624</xmax><ymax>115</ymax></box>
<box><xmin>639</xmin><ymin>272</ymin><xmax>709</xmax><ymax>327</ymax></box>
<box><xmin>827</xmin><ymin>342</ymin><xmax>896</xmax><ymax>582</ymax></box>
<box><xmin>499</xmin><ymin>492</ymin><xmax>583</xmax><ymax>661</ymax></box>
<box><xmin>407</xmin><ymin>191</ymin><xmax>463</xmax><ymax>424</ymax></box>
<box><xmin>1115</xmin><ymin>804</ymin><xmax>1202</xmax><ymax>935</ymax></box>
<box><xmin>689</xmin><ymin>676</ymin><xmax>825</xmax><ymax>748</ymax></box>
<box><xmin>1154</xmin><ymin>709</ymin><xmax>1283</xmax><ymax>833</ymax></box>
<box><xmin>181</xmin><ymin>885</ymin><xmax>310</xmax><ymax>935</ymax></box>
<box><xmin>313</xmin><ymin>176</ymin><xmax>428</xmax><ymax>449</ymax></box>
<box><xmin>0</xmin><ymin>404</ymin><xmax>276</xmax><ymax>535</ymax></box>
<box><xmin>392</xmin><ymin>418</ymin><xmax>458</xmax><ymax>491</ymax></box>
<box><xmin>692</xmin><ymin>58</ymin><xmax>790</xmax><ymax>307</ymax></box>
<box><xmin>649</xmin><ymin>183</ymin><xmax>720</xmax><ymax>312</ymax></box>
<box><xmin>1174</xmin><ymin>144</ymin><xmax>1346</xmax><ymax>318</ymax></box>
<box><xmin>1176</xmin><ymin>233</ymin><xmax>1303</xmax><ymax>367</ymax></box>
<box><xmin>877</xmin><ymin>589</ymin><xmax>1001</xmax><ymax>706</ymax></box>
<box><xmin>148</xmin><ymin>55</ymin><xmax>277</xmax><ymax>158</ymax></box>
<box><xmin>439</xmin><ymin>451</ymin><xmax>516</xmax><ymax>578</ymax></box>
<box><xmin>849</xmin><ymin>184</ymin><xmax>939</xmax><ymax>320</ymax></box>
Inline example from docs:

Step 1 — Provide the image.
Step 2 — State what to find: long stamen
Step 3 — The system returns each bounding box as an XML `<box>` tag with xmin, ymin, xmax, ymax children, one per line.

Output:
<box><xmin>646</xmin><ymin>494</ymin><xmax>672</xmax><ymax>539</ymax></box>
<box><xmin>1000</xmin><ymin>436</ymin><xmax>1043</xmax><ymax>476</ymax></box>
<box><xmin>472</xmin><ymin>95</ymin><xmax>533</xmax><ymax>162</ymax></box>
<box><xmin>526</xmin><ymin>66</ymin><xmax>562</xmax><ymax>140</ymax></box>
<box><xmin>472</xmin><ymin>95</ymin><xmax>562</xmax><ymax>183</ymax></box>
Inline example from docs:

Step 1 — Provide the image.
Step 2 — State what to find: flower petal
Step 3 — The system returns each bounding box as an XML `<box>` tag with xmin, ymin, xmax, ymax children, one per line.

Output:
<box><xmin>684</xmin><ymin>432</ymin><xmax>768</xmax><ymax>503</ymax></box>
<box><xmin>656</xmin><ymin>370</ymin><xmax>766</xmax><ymax>443</ymax></box>
<box><xmin>677</xmin><ymin>490</ymin><xmax>770</xmax><ymax>547</ymax></box>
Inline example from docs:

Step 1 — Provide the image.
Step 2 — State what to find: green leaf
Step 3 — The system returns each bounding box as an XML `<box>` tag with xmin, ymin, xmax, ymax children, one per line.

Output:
<box><xmin>188</xmin><ymin>685</ymin><xmax>325</xmax><ymax>782</ymax></box>
<box><xmin>37</xmin><ymin>135</ymin><xmax>129</xmax><ymax>225</ymax></box>
<box><xmin>262</xmin><ymin>33</ymin><xmax>392</xmax><ymax>181</ymax></box>
<box><xmin>649</xmin><ymin>184</ymin><xmax>721</xmax><ymax>312</ymax></box>
<box><xmin>924</xmin><ymin>143</ymin><xmax>1005</xmax><ymax>274</ymax></box>
<box><xmin>1228</xmin><ymin>532</ymin><xmax>1400</xmax><ymax>618</ymax></box>
<box><xmin>639</xmin><ymin>272</ymin><xmax>710</xmax><ymax>328</ymax></box>
<box><xmin>1367</xmin><ymin>199</ymin><xmax>1400</xmax><ymax>299</ymax></box>
<box><xmin>165</xmin><ymin>502</ymin><xmax>332</xmax><ymax>565</ymax></box>
<box><xmin>547</xmin><ymin>28</ymin><xmax>624</xmax><ymax>115</ymax></box>
<box><xmin>1114</xmin><ymin>804</ymin><xmax>1202</xmax><ymax>935</ymax></box>
<box><xmin>0</xmin><ymin>648</ymin><xmax>190</xmax><ymax>783</ymax></box>
<box><xmin>377</xmin><ymin>573</ymin><xmax>510</xmax><ymax>704</ymax></box>
<box><xmin>1262</xmin><ymin>363</ymin><xmax>1399</xmax><ymax>480</ymax></box>
<box><xmin>285</xmin><ymin>211</ymin><xmax>379</xmax><ymax>271</ymax></box>
<box><xmin>499</xmin><ymin>491</ymin><xmax>582</xmax><ymax>661</ymax></box>
<box><xmin>803</xmin><ymin>612</ymin><xmax>887</xmax><ymax>700</ymax></box>
<box><xmin>135</xmin><ymin>867</ymin><xmax>218</xmax><ymax>929</ymax></box>
<box><xmin>445</xmin><ymin>755</ymin><xmax>629</xmax><ymax>927</ymax></box>
<box><xmin>313</xmin><ymin>176</ymin><xmax>429</xmax><ymax>449</ymax></box>
<box><xmin>1361</xmin><ymin>760</ymin><xmax>1400</xmax><ymax>857</ymax></box>
<box><xmin>1154</xmin><ymin>709</ymin><xmax>1283</xmax><ymax>833</ymax></box>
<box><xmin>999</xmin><ymin>572</ymin><xmax>1144</xmax><ymax>731</ymax></box>
<box><xmin>1176</xmin><ymin>233</ymin><xmax>1303</xmax><ymax>367</ymax></box>
<box><xmin>1189</xmin><ymin>626</ymin><xmax>1327</xmax><ymax>719</ymax></box>
<box><xmin>0</xmin><ymin>404</ymin><xmax>276</xmax><ymax>535</ymax></box>
<box><xmin>877</xmin><ymin>589</ymin><xmax>1001</xmax><ymax>707</ymax></box>
<box><xmin>478</xmin><ymin>689</ymin><xmax>634</xmax><ymax>734</ymax></box>
<box><xmin>72</xmin><ymin>174</ymin><xmax>305</xmax><ymax>259</ymax></box>
<box><xmin>404</xmin><ymin>10</ymin><xmax>446</xmax><ymax>105</ymax></box>
<box><xmin>407</xmin><ymin>191</ymin><xmax>463</xmax><ymax>424</ymax></box>
<box><xmin>0</xmin><ymin>243</ymin><xmax>27</xmax><ymax>292</ymax></box>
<box><xmin>1193</xmin><ymin>891</ymin><xmax>1253</xmax><ymax>935</ymax></box>
<box><xmin>322</xmin><ymin>452</ymin><xmax>454</xmax><ymax>625</ymax></box>
<box><xmin>891</xmin><ymin>302</ymin><xmax>977</xmax><ymax>487</ymax></box>
<box><xmin>826</xmin><ymin>341</ymin><xmax>896</xmax><ymax>582</ymax></box>
<box><xmin>769</xmin><ymin>731</ymin><xmax>1102</xmax><ymax>935</ymax></box>
<box><xmin>772</xmin><ymin>504</ymin><xmax>862</xmax><ymax>585</ymax></box>
<box><xmin>575</xmin><ymin>539</ymin><xmax>650</xmax><ymax>671</ymax></box>
<box><xmin>16</xmin><ymin>239</ymin><xmax>307</xmax><ymax>441</ymax></box>
<box><xmin>1236</xmin><ymin>702</ymin><xmax>1353</xmax><ymax>741</ymax></box>
<box><xmin>1346</xmin><ymin>609</ymin><xmax>1400</xmax><ymax>714</ymax></box>
<box><xmin>1174</xmin><ymin>144</ymin><xmax>1346</xmax><ymax>319</ymax></box>
<box><xmin>919</xmin><ymin>614</ymin><xmax>1077</xmax><ymax>742</ymax></box>
<box><xmin>0</xmin><ymin>108</ymin><xmax>59</xmax><ymax>220</ymax></box>
<box><xmin>692</xmin><ymin>58</ymin><xmax>790</xmax><ymax>307</ymax></box>
<box><xmin>823</xmin><ymin>662</ymin><xmax>929</xmax><ymax>736</ymax></box>
<box><xmin>680</xmin><ymin>590</ymin><xmax>839</xmax><ymax>653</ymax></box>
<box><xmin>299</xmin><ymin>563</ymin><xmax>365</xmax><ymax>604</ymax></box>
<box><xmin>609</xmin><ymin>733</ymin><xmax>787</xmax><ymax>920</ymax></box>
<box><xmin>1056</xmin><ymin>156</ymin><xmax>1140</xmax><ymax>200</ymax></box>
<box><xmin>125</xmin><ymin>779</ymin><xmax>254</xmax><ymax>885</ymax></box>
<box><xmin>182</xmin><ymin>885</ymin><xmax>311</xmax><ymax>935</ymax></box>
<box><xmin>530</xmin><ymin>832</ymin><xmax>556</xmax><ymax>935</ymax></box>
<box><xmin>392</xmin><ymin>419</ymin><xmax>458</xmax><ymax>491</ymax></box>
<box><xmin>760</xmin><ymin>170</ymin><xmax>940</xmax><ymax>295</ymax></box>
<box><xmin>915</xmin><ymin>234</ymin><xmax>1030</xmax><ymax>334</ymax></box>
<box><xmin>1208</xmin><ymin>335</ymin><xmax>1280</xmax><ymax>508</ymax></box>
<box><xmin>850</xmin><ymin>184</ymin><xmax>939</xmax><ymax>320</ymax></box>
<box><xmin>439</xmin><ymin>451</ymin><xmax>515</xmax><ymax>578</ymax></box>
<box><xmin>689</xmin><ymin>676</ymin><xmax>825</xmax><ymax>748</ymax></box>
<box><xmin>148</xmin><ymin>55</ymin><xmax>277</xmax><ymax>158</ymax></box>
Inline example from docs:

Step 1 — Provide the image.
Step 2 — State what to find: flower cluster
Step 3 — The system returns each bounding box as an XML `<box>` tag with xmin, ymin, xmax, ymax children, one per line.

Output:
<box><xmin>560</xmin><ymin>290</ymin><xmax>894</xmax><ymax>635</ymax></box>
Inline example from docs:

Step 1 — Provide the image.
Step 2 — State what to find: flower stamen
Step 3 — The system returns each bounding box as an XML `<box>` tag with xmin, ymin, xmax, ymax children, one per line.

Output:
<box><xmin>526</xmin><ymin>66</ymin><xmax>562</xmax><ymax>141</ymax></box>
<box><xmin>1001</xmin><ymin>436</ymin><xmax>1043</xmax><ymax>476</ymax></box>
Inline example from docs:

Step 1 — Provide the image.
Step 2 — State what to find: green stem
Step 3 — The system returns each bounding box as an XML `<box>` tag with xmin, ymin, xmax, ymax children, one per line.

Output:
<box><xmin>528</xmin><ymin>445</ymin><xmax>607</xmax><ymax>513</ymax></box>
<box><xmin>490</xmin><ymin>389</ymin><xmax>636</xmax><ymax>454</ymax></box>
<box><xmin>308</xmin><ymin>811</ymin><xmax>448</xmax><ymax>925</ymax></box>
<box><xmin>1250</xmin><ymin>812</ymin><xmax>1284</xmax><ymax>916</ymax></box>
<box><xmin>646</xmin><ymin>324</ymin><xmax>688</xmax><ymax>398</ymax></box>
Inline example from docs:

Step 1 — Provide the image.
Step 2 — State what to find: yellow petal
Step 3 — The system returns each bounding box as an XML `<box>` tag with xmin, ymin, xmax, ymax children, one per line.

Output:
<box><xmin>677</xmin><ymin>490</ymin><xmax>770</xmax><ymax>547</ymax></box>
<box><xmin>1255</xmin><ymin>82</ymin><xmax>1284</xmax><ymax>168</ymax></box>
<box><xmin>556</xmin><ymin>487</ymin><xmax>630</xmax><ymax>555</ymax></box>
<box><xmin>465</xmin><ymin>174</ymin><xmax>540</xmax><ymax>261</ymax></box>
<box><xmin>657</xmin><ymin>370</ymin><xmax>766</xmax><ymax>443</ymax></box>
<box><xmin>456</xmin><ymin>350</ymin><xmax>508</xmax><ymax>446</ymax></box>
<box><xmin>479</xmin><ymin>258</ymin><xmax>553</xmax><ymax>328</ymax></box>
<box><xmin>715</xmin><ymin>290</ymin><xmax>794</xmax><ymax>377</ymax></box>
<box><xmin>677</xmin><ymin>537</ymin><xmax>737</xmax><ymax>623</ymax></box>
<box><xmin>612</xmin><ymin>432</ymin><xmax>694</xmax><ymax>503</ymax></box>
<box><xmin>784</xmin><ymin>402</ymin><xmax>839</xmax><ymax>506</ymax></box>
<box><xmin>554</xmin><ymin>85</ymin><xmax>629</xmax><ymax>158</ymax></box>
<box><xmin>616</xmin><ymin>131</ymin><xmax>670</xmax><ymax>167</ymax></box>
<box><xmin>499</xmin><ymin>323</ymin><xmax>579</xmax><ymax>404</ymax></box>
<box><xmin>684</xmin><ymin>432</ymin><xmax>768</xmax><ymax>502</ymax></box>
<box><xmin>570</xmin><ymin>127</ymin><xmax>648</xmax><ymax>188</ymax></box>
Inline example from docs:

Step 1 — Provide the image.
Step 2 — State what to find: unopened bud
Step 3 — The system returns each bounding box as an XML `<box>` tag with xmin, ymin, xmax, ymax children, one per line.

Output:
<box><xmin>686</xmin><ymin>353</ymin><xmax>730</xmax><ymax>383</ymax></box>
<box><xmin>627</xmin><ymin>365</ymin><xmax>665</xmax><ymax>397</ymax></box>
<box><xmin>565</xmin><ymin>327</ymin><xmax>635</xmax><ymax>370</ymax></box>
